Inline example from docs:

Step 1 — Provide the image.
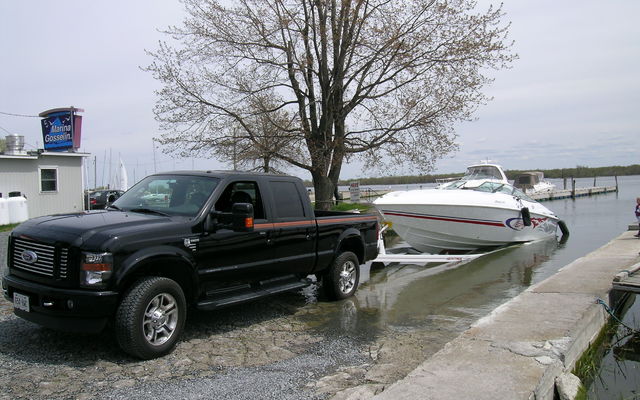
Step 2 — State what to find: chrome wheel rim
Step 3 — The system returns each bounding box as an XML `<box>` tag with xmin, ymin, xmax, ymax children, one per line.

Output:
<box><xmin>338</xmin><ymin>260</ymin><xmax>356</xmax><ymax>294</ymax></box>
<box><xmin>143</xmin><ymin>293</ymin><xmax>178</xmax><ymax>346</ymax></box>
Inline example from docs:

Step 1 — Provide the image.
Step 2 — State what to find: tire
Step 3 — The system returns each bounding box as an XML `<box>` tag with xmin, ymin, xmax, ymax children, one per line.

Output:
<box><xmin>115</xmin><ymin>277</ymin><xmax>186</xmax><ymax>359</ymax></box>
<box><xmin>323</xmin><ymin>251</ymin><xmax>360</xmax><ymax>300</ymax></box>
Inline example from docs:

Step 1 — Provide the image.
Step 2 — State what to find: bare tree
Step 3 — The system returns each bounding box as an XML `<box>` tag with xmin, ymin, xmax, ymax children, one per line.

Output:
<box><xmin>147</xmin><ymin>0</ymin><xmax>515</xmax><ymax>209</ymax></box>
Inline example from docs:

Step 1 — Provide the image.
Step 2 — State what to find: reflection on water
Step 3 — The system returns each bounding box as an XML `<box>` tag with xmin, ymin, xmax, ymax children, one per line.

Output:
<box><xmin>302</xmin><ymin>237</ymin><xmax>559</xmax><ymax>342</ymax></box>
<box><xmin>357</xmin><ymin>237</ymin><xmax>558</xmax><ymax>328</ymax></box>
<box><xmin>588</xmin><ymin>294</ymin><xmax>640</xmax><ymax>400</ymax></box>
<box><xmin>613</xmin><ymin>331</ymin><xmax>640</xmax><ymax>363</ymax></box>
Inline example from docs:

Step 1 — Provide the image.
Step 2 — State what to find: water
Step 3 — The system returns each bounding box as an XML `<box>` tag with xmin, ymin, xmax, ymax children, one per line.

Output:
<box><xmin>307</xmin><ymin>175</ymin><xmax>640</xmax><ymax>395</ymax></box>
<box><xmin>588</xmin><ymin>295</ymin><xmax>640</xmax><ymax>400</ymax></box>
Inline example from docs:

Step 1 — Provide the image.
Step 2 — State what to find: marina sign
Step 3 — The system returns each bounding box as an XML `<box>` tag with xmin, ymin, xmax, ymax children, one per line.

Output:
<box><xmin>39</xmin><ymin>107</ymin><xmax>83</xmax><ymax>151</ymax></box>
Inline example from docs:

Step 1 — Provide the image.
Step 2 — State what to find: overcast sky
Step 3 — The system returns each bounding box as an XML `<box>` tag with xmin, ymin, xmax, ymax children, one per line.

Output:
<box><xmin>1</xmin><ymin>1</ymin><xmax>638</xmax><ymax>186</ymax></box>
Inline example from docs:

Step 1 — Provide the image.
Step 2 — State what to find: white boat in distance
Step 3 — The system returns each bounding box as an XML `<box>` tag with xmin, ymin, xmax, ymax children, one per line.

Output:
<box><xmin>513</xmin><ymin>171</ymin><xmax>556</xmax><ymax>194</ymax></box>
<box><xmin>374</xmin><ymin>163</ymin><xmax>561</xmax><ymax>254</ymax></box>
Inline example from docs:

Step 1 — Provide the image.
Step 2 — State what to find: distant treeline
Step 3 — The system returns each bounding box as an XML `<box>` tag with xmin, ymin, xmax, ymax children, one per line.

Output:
<box><xmin>324</xmin><ymin>164</ymin><xmax>640</xmax><ymax>186</ymax></box>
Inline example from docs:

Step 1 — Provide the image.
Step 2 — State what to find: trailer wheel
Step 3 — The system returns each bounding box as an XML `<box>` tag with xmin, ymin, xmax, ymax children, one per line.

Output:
<box><xmin>323</xmin><ymin>251</ymin><xmax>360</xmax><ymax>300</ymax></box>
<box><xmin>115</xmin><ymin>277</ymin><xmax>186</xmax><ymax>359</ymax></box>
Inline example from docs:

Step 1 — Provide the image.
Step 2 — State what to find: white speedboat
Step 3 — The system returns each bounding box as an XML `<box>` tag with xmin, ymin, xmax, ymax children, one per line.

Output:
<box><xmin>513</xmin><ymin>171</ymin><xmax>556</xmax><ymax>194</ymax></box>
<box><xmin>374</xmin><ymin>165</ymin><xmax>562</xmax><ymax>254</ymax></box>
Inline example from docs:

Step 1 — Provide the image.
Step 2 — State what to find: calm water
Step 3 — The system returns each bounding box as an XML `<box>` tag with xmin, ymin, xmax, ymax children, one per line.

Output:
<box><xmin>588</xmin><ymin>295</ymin><xmax>640</xmax><ymax>400</ymax></box>
<box><xmin>310</xmin><ymin>175</ymin><xmax>640</xmax><ymax>397</ymax></box>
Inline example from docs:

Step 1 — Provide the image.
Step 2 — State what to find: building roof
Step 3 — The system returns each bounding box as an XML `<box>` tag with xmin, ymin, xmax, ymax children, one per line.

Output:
<box><xmin>0</xmin><ymin>151</ymin><xmax>90</xmax><ymax>160</ymax></box>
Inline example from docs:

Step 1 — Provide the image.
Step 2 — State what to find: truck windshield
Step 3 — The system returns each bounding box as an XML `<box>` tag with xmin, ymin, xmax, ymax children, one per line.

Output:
<box><xmin>112</xmin><ymin>175</ymin><xmax>220</xmax><ymax>217</ymax></box>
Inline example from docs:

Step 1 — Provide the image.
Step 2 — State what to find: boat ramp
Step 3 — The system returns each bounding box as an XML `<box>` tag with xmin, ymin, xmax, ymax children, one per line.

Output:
<box><xmin>370</xmin><ymin>227</ymin><xmax>640</xmax><ymax>400</ymax></box>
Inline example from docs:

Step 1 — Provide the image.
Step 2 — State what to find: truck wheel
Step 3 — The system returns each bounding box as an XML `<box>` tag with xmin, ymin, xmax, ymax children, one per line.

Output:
<box><xmin>323</xmin><ymin>251</ymin><xmax>360</xmax><ymax>300</ymax></box>
<box><xmin>115</xmin><ymin>277</ymin><xmax>186</xmax><ymax>359</ymax></box>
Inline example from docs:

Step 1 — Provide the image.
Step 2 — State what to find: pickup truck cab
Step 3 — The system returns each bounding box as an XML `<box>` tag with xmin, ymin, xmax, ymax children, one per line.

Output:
<box><xmin>3</xmin><ymin>171</ymin><xmax>378</xmax><ymax>359</ymax></box>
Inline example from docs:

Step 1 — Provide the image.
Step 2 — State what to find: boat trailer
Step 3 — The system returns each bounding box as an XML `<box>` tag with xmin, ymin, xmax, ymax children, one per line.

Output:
<box><xmin>371</xmin><ymin>225</ymin><xmax>484</xmax><ymax>266</ymax></box>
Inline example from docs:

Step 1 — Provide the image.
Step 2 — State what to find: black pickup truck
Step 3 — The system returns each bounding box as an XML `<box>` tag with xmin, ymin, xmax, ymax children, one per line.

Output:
<box><xmin>2</xmin><ymin>171</ymin><xmax>378</xmax><ymax>359</ymax></box>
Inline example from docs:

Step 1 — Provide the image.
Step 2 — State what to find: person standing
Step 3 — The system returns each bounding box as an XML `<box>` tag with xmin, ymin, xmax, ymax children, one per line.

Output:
<box><xmin>635</xmin><ymin>197</ymin><xmax>640</xmax><ymax>237</ymax></box>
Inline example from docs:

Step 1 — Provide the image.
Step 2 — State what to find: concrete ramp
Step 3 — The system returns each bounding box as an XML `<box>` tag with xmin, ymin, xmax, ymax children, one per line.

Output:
<box><xmin>373</xmin><ymin>231</ymin><xmax>640</xmax><ymax>400</ymax></box>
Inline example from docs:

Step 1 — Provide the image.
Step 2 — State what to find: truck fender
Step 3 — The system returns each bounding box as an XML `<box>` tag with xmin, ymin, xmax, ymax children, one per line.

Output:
<box><xmin>334</xmin><ymin>228</ymin><xmax>366</xmax><ymax>263</ymax></box>
<box><xmin>115</xmin><ymin>246</ymin><xmax>198</xmax><ymax>298</ymax></box>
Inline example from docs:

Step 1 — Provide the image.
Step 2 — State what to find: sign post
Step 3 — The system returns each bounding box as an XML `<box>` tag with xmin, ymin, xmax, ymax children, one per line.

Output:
<box><xmin>349</xmin><ymin>181</ymin><xmax>360</xmax><ymax>203</ymax></box>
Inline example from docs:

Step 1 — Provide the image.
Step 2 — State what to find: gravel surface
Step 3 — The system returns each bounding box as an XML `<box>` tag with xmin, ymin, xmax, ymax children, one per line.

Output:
<box><xmin>98</xmin><ymin>336</ymin><xmax>367</xmax><ymax>400</ymax></box>
<box><xmin>0</xmin><ymin>283</ymin><xmax>376</xmax><ymax>400</ymax></box>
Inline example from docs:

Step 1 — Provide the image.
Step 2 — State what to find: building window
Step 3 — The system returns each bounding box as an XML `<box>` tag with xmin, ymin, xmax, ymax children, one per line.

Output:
<box><xmin>40</xmin><ymin>168</ymin><xmax>58</xmax><ymax>192</ymax></box>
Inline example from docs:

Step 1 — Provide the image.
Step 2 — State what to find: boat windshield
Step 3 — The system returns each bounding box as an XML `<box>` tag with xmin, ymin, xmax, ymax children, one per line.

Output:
<box><xmin>463</xmin><ymin>165</ymin><xmax>504</xmax><ymax>181</ymax></box>
<box><xmin>473</xmin><ymin>182</ymin><xmax>535</xmax><ymax>202</ymax></box>
<box><xmin>440</xmin><ymin>180</ymin><xmax>467</xmax><ymax>190</ymax></box>
<box><xmin>113</xmin><ymin>174</ymin><xmax>220</xmax><ymax>217</ymax></box>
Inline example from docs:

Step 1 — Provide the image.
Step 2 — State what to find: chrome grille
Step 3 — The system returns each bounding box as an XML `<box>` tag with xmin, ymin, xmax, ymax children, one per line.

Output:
<box><xmin>12</xmin><ymin>238</ymin><xmax>67</xmax><ymax>278</ymax></box>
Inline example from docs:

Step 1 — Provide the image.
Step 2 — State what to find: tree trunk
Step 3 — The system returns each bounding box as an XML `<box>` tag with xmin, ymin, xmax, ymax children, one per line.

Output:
<box><xmin>263</xmin><ymin>156</ymin><xmax>270</xmax><ymax>173</ymax></box>
<box><xmin>312</xmin><ymin>171</ymin><xmax>335</xmax><ymax>211</ymax></box>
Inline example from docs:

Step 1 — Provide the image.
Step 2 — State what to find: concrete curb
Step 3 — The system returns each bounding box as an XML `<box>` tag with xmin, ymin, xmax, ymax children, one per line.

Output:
<box><xmin>373</xmin><ymin>231</ymin><xmax>640</xmax><ymax>400</ymax></box>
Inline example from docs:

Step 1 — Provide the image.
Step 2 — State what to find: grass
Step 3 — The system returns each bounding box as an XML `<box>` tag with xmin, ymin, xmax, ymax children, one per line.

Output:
<box><xmin>330</xmin><ymin>202</ymin><xmax>374</xmax><ymax>213</ymax></box>
<box><xmin>572</xmin><ymin>317</ymin><xmax>620</xmax><ymax>399</ymax></box>
<box><xmin>0</xmin><ymin>223</ymin><xmax>18</xmax><ymax>232</ymax></box>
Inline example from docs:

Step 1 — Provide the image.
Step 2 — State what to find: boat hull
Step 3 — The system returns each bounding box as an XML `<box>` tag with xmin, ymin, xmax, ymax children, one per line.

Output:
<box><xmin>375</xmin><ymin>192</ymin><xmax>559</xmax><ymax>254</ymax></box>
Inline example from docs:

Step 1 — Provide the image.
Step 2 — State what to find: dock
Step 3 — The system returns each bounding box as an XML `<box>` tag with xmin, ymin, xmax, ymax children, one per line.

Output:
<box><xmin>308</xmin><ymin>184</ymin><xmax>618</xmax><ymax>204</ymax></box>
<box><xmin>612</xmin><ymin>262</ymin><xmax>640</xmax><ymax>294</ymax></box>
<box><xmin>529</xmin><ymin>185</ymin><xmax>618</xmax><ymax>201</ymax></box>
<box><xmin>371</xmin><ymin>228</ymin><xmax>640</xmax><ymax>400</ymax></box>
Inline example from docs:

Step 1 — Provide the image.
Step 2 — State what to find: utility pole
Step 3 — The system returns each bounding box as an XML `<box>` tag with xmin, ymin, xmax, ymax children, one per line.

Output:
<box><xmin>108</xmin><ymin>149</ymin><xmax>113</xmax><ymax>189</ymax></box>
<box><xmin>152</xmin><ymin>138</ymin><xmax>157</xmax><ymax>173</ymax></box>
<box><xmin>93</xmin><ymin>156</ymin><xmax>97</xmax><ymax>190</ymax></box>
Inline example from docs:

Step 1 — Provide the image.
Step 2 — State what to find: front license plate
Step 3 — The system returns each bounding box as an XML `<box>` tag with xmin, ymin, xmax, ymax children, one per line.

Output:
<box><xmin>13</xmin><ymin>292</ymin><xmax>30</xmax><ymax>312</ymax></box>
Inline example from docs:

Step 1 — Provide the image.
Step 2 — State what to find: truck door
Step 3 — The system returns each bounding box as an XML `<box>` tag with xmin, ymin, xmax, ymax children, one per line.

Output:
<box><xmin>195</xmin><ymin>180</ymin><xmax>275</xmax><ymax>284</ymax></box>
<box><xmin>268</xmin><ymin>180</ymin><xmax>316</xmax><ymax>275</ymax></box>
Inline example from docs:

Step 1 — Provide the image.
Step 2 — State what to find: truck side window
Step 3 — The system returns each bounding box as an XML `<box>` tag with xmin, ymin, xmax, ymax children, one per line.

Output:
<box><xmin>271</xmin><ymin>181</ymin><xmax>305</xmax><ymax>219</ymax></box>
<box><xmin>215</xmin><ymin>181</ymin><xmax>266</xmax><ymax>220</ymax></box>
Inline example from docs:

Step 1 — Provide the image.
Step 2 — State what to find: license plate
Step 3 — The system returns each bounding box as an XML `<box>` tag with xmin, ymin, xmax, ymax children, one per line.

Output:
<box><xmin>13</xmin><ymin>292</ymin><xmax>30</xmax><ymax>312</ymax></box>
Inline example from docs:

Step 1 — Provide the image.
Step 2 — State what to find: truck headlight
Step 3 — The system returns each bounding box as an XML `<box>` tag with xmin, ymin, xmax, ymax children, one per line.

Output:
<box><xmin>80</xmin><ymin>252</ymin><xmax>113</xmax><ymax>288</ymax></box>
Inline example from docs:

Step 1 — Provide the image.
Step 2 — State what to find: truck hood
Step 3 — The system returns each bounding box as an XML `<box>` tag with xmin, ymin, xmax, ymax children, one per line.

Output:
<box><xmin>13</xmin><ymin>210</ymin><xmax>193</xmax><ymax>249</ymax></box>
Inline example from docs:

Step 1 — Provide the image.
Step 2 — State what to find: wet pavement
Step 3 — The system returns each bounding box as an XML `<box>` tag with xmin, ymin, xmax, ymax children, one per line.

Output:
<box><xmin>0</xmin><ymin>232</ymin><xmax>560</xmax><ymax>400</ymax></box>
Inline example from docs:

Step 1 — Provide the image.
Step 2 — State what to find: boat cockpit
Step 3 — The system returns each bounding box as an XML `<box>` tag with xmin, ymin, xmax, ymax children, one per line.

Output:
<box><xmin>462</xmin><ymin>165</ymin><xmax>508</xmax><ymax>183</ymax></box>
<box><xmin>440</xmin><ymin>180</ymin><xmax>535</xmax><ymax>202</ymax></box>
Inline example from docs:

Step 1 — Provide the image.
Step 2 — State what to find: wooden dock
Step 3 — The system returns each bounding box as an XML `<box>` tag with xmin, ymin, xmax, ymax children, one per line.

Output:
<box><xmin>612</xmin><ymin>262</ymin><xmax>640</xmax><ymax>294</ymax></box>
<box><xmin>529</xmin><ymin>185</ymin><xmax>618</xmax><ymax>201</ymax></box>
<box><xmin>307</xmin><ymin>181</ymin><xmax>618</xmax><ymax>204</ymax></box>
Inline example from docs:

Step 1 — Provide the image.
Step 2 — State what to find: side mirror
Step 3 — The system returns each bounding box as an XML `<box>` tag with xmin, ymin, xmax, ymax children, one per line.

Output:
<box><xmin>232</xmin><ymin>203</ymin><xmax>254</xmax><ymax>232</ymax></box>
<box><xmin>204</xmin><ymin>212</ymin><xmax>218</xmax><ymax>232</ymax></box>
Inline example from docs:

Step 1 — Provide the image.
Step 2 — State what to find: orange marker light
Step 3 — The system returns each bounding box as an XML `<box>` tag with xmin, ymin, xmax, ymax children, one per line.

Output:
<box><xmin>245</xmin><ymin>217</ymin><xmax>254</xmax><ymax>229</ymax></box>
<box><xmin>81</xmin><ymin>263</ymin><xmax>112</xmax><ymax>272</ymax></box>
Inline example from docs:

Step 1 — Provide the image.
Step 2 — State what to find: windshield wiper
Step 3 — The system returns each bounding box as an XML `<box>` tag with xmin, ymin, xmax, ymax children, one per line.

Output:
<box><xmin>128</xmin><ymin>208</ymin><xmax>170</xmax><ymax>217</ymax></box>
<box><xmin>106</xmin><ymin>204</ymin><xmax>121</xmax><ymax>210</ymax></box>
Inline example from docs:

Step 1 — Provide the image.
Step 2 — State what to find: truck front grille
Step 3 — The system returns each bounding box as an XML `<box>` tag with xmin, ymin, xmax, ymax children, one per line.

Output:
<box><xmin>60</xmin><ymin>248</ymin><xmax>69</xmax><ymax>278</ymax></box>
<box><xmin>12</xmin><ymin>238</ymin><xmax>69</xmax><ymax>278</ymax></box>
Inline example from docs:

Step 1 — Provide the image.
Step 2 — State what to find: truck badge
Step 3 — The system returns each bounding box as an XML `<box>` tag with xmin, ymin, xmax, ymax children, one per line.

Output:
<box><xmin>21</xmin><ymin>250</ymin><xmax>38</xmax><ymax>264</ymax></box>
<box><xmin>183</xmin><ymin>238</ymin><xmax>199</xmax><ymax>251</ymax></box>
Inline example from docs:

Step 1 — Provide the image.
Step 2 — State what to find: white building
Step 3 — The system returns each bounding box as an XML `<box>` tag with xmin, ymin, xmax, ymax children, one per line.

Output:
<box><xmin>1</xmin><ymin>137</ymin><xmax>88</xmax><ymax>219</ymax></box>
